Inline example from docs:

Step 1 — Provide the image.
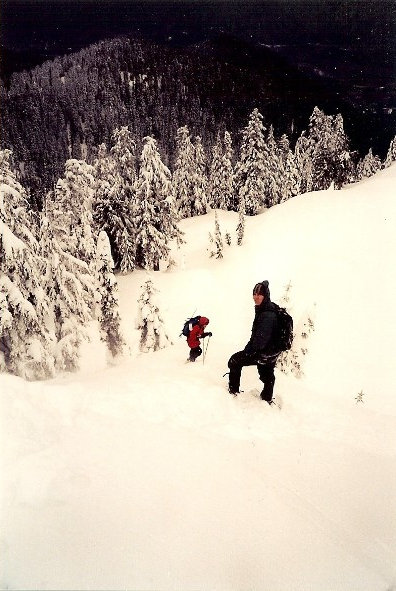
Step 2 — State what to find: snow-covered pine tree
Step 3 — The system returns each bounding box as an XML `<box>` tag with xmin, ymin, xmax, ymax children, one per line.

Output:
<box><xmin>109</xmin><ymin>126</ymin><xmax>137</xmax><ymax>272</ymax></box>
<box><xmin>40</xmin><ymin>213</ymin><xmax>93</xmax><ymax>372</ymax></box>
<box><xmin>383</xmin><ymin>134</ymin><xmax>396</xmax><ymax>168</ymax></box>
<box><xmin>208</xmin><ymin>132</ymin><xmax>223</xmax><ymax>209</ymax></box>
<box><xmin>93</xmin><ymin>143</ymin><xmax>116</xmax><ymax>242</ymax></box>
<box><xmin>110</xmin><ymin>126</ymin><xmax>137</xmax><ymax>183</ymax></box>
<box><xmin>208</xmin><ymin>232</ymin><xmax>215</xmax><ymax>257</ymax></box>
<box><xmin>54</xmin><ymin>159</ymin><xmax>96</xmax><ymax>267</ymax></box>
<box><xmin>279</xmin><ymin>280</ymin><xmax>292</xmax><ymax>308</ymax></box>
<box><xmin>277</xmin><ymin>134</ymin><xmax>290</xmax><ymax>162</ymax></box>
<box><xmin>191</xmin><ymin>136</ymin><xmax>208</xmax><ymax>215</ymax></box>
<box><xmin>294</xmin><ymin>134</ymin><xmax>313</xmax><ymax>195</ymax></box>
<box><xmin>209</xmin><ymin>210</ymin><xmax>224</xmax><ymax>259</ymax></box>
<box><xmin>118</xmin><ymin>228</ymin><xmax>136</xmax><ymax>273</ymax></box>
<box><xmin>220</xmin><ymin>131</ymin><xmax>234</xmax><ymax>210</ymax></box>
<box><xmin>0</xmin><ymin>149</ymin><xmax>27</xmax><ymax>194</ymax></box>
<box><xmin>307</xmin><ymin>107</ymin><xmax>352</xmax><ymax>190</ymax></box>
<box><xmin>356</xmin><ymin>148</ymin><xmax>382</xmax><ymax>180</ymax></box>
<box><xmin>136</xmin><ymin>278</ymin><xmax>172</xmax><ymax>352</ymax></box>
<box><xmin>93</xmin><ymin>141</ymin><xmax>136</xmax><ymax>273</ymax></box>
<box><xmin>94</xmin><ymin>143</ymin><xmax>114</xmax><ymax>188</ymax></box>
<box><xmin>277</xmin><ymin>147</ymin><xmax>300</xmax><ymax>203</ymax></box>
<box><xmin>134</xmin><ymin>136</ymin><xmax>183</xmax><ymax>271</ymax></box>
<box><xmin>331</xmin><ymin>113</ymin><xmax>354</xmax><ymax>187</ymax></box>
<box><xmin>96</xmin><ymin>230</ymin><xmax>125</xmax><ymax>359</ymax></box>
<box><xmin>263</xmin><ymin>125</ymin><xmax>284</xmax><ymax>207</ymax></box>
<box><xmin>234</xmin><ymin>108</ymin><xmax>267</xmax><ymax>215</ymax></box>
<box><xmin>208</xmin><ymin>130</ymin><xmax>234</xmax><ymax>210</ymax></box>
<box><xmin>172</xmin><ymin>126</ymin><xmax>195</xmax><ymax>218</ymax></box>
<box><xmin>49</xmin><ymin>159</ymin><xmax>96</xmax><ymax>317</ymax></box>
<box><xmin>0</xmin><ymin>150</ymin><xmax>55</xmax><ymax>379</ymax></box>
<box><xmin>236</xmin><ymin>194</ymin><xmax>246</xmax><ymax>246</ymax></box>
<box><xmin>276</xmin><ymin>282</ymin><xmax>315</xmax><ymax>378</ymax></box>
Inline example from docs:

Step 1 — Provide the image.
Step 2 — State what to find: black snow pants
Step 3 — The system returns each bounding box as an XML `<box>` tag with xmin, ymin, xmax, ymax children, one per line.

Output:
<box><xmin>228</xmin><ymin>350</ymin><xmax>276</xmax><ymax>401</ymax></box>
<box><xmin>189</xmin><ymin>346</ymin><xmax>202</xmax><ymax>362</ymax></box>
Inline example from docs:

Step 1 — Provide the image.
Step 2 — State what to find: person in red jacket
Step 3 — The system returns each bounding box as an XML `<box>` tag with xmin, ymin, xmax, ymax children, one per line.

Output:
<box><xmin>187</xmin><ymin>316</ymin><xmax>212</xmax><ymax>362</ymax></box>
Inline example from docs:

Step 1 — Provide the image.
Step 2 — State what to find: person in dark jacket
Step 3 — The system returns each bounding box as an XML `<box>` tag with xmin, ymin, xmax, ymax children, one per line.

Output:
<box><xmin>227</xmin><ymin>281</ymin><xmax>279</xmax><ymax>403</ymax></box>
<box><xmin>187</xmin><ymin>316</ymin><xmax>212</xmax><ymax>362</ymax></box>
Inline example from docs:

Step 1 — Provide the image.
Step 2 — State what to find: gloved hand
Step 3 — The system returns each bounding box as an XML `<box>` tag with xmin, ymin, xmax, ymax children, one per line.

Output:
<box><xmin>206</xmin><ymin>332</ymin><xmax>213</xmax><ymax>337</ymax></box>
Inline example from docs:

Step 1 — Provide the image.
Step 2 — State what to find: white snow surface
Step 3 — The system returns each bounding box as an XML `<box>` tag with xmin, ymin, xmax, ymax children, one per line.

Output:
<box><xmin>1</xmin><ymin>166</ymin><xmax>396</xmax><ymax>591</ymax></box>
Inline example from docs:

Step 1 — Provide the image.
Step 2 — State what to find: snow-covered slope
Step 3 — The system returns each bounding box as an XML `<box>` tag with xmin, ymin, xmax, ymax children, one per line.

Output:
<box><xmin>1</xmin><ymin>166</ymin><xmax>396</xmax><ymax>590</ymax></box>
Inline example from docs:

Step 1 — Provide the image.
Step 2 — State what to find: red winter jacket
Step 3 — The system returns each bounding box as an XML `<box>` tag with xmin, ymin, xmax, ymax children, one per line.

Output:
<box><xmin>187</xmin><ymin>316</ymin><xmax>209</xmax><ymax>348</ymax></box>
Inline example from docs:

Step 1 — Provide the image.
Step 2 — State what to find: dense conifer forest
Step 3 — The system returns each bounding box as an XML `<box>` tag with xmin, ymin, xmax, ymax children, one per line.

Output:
<box><xmin>1</xmin><ymin>34</ymin><xmax>394</xmax><ymax>207</ymax></box>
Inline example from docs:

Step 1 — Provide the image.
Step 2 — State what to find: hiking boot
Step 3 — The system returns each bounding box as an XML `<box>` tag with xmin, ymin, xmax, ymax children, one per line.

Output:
<box><xmin>228</xmin><ymin>386</ymin><xmax>239</xmax><ymax>396</ymax></box>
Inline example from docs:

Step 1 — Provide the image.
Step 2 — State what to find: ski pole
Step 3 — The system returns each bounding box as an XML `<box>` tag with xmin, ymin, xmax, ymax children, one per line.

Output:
<box><xmin>203</xmin><ymin>335</ymin><xmax>211</xmax><ymax>365</ymax></box>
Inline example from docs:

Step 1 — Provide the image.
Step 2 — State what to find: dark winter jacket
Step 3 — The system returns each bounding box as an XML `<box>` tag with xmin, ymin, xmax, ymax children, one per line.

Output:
<box><xmin>187</xmin><ymin>316</ymin><xmax>210</xmax><ymax>348</ymax></box>
<box><xmin>244</xmin><ymin>300</ymin><xmax>278</xmax><ymax>358</ymax></box>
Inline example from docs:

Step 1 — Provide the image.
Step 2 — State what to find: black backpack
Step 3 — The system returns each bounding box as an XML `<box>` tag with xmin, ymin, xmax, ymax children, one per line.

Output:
<box><xmin>272</xmin><ymin>303</ymin><xmax>293</xmax><ymax>352</ymax></box>
<box><xmin>181</xmin><ymin>316</ymin><xmax>201</xmax><ymax>337</ymax></box>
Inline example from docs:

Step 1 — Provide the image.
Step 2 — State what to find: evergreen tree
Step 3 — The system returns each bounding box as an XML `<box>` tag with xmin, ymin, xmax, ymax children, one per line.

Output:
<box><xmin>208</xmin><ymin>130</ymin><xmax>234</xmax><ymax>211</ymax></box>
<box><xmin>49</xmin><ymin>159</ymin><xmax>96</xmax><ymax>318</ymax></box>
<box><xmin>93</xmin><ymin>143</ymin><xmax>116</xmax><ymax>246</ymax></box>
<box><xmin>40</xmin><ymin>213</ymin><xmax>93</xmax><ymax>372</ymax></box>
<box><xmin>276</xmin><ymin>282</ymin><xmax>315</xmax><ymax>378</ymax></box>
<box><xmin>307</xmin><ymin>107</ymin><xmax>351</xmax><ymax>190</ymax></box>
<box><xmin>234</xmin><ymin>108</ymin><xmax>267</xmax><ymax>215</ymax></box>
<box><xmin>118</xmin><ymin>228</ymin><xmax>136</xmax><ymax>273</ymax></box>
<box><xmin>356</xmin><ymin>148</ymin><xmax>382</xmax><ymax>180</ymax></box>
<box><xmin>134</xmin><ymin>136</ymin><xmax>183</xmax><ymax>271</ymax></box>
<box><xmin>209</xmin><ymin>210</ymin><xmax>224</xmax><ymax>259</ymax></box>
<box><xmin>191</xmin><ymin>136</ymin><xmax>208</xmax><ymax>215</ymax></box>
<box><xmin>2</xmin><ymin>34</ymin><xmax>387</xmax><ymax>203</ymax></box>
<box><xmin>208</xmin><ymin>132</ymin><xmax>223</xmax><ymax>209</ymax></box>
<box><xmin>172</xmin><ymin>126</ymin><xmax>195</xmax><ymax>218</ymax></box>
<box><xmin>136</xmin><ymin>278</ymin><xmax>172</xmax><ymax>352</ymax></box>
<box><xmin>220</xmin><ymin>131</ymin><xmax>234</xmax><ymax>210</ymax></box>
<box><xmin>52</xmin><ymin>159</ymin><xmax>96</xmax><ymax>266</ymax></box>
<box><xmin>44</xmin><ymin>165</ymin><xmax>97</xmax><ymax>372</ymax></box>
<box><xmin>263</xmin><ymin>125</ymin><xmax>284</xmax><ymax>207</ymax></box>
<box><xmin>96</xmin><ymin>230</ymin><xmax>125</xmax><ymax>359</ymax></box>
<box><xmin>277</xmin><ymin>134</ymin><xmax>290</xmax><ymax>162</ymax></box>
<box><xmin>282</xmin><ymin>149</ymin><xmax>301</xmax><ymax>201</ymax></box>
<box><xmin>236</xmin><ymin>194</ymin><xmax>246</xmax><ymax>246</ymax></box>
<box><xmin>294</xmin><ymin>134</ymin><xmax>312</xmax><ymax>195</ymax></box>
<box><xmin>93</xmin><ymin>141</ymin><xmax>136</xmax><ymax>272</ymax></box>
<box><xmin>383</xmin><ymin>135</ymin><xmax>396</xmax><ymax>168</ymax></box>
<box><xmin>0</xmin><ymin>150</ymin><xmax>55</xmax><ymax>379</ymax></box>
<box><xmin>111</xmin><ymin>126</ymin><xmax>137</xmax><ymax>271</ymax></box>
<box><xmin>111</xmin><ymin>126</ymin><xmax>137</xmax><ymax>183</ymax></box>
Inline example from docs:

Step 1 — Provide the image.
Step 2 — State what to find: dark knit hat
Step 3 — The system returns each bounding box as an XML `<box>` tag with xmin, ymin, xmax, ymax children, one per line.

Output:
<box><xmin>253</xmin><ymin>280</ymin><xmax>270</xmax><ymax>299</ymax></box>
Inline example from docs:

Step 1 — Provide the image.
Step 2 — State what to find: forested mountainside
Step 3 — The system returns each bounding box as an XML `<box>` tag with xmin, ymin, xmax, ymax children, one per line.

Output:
<box><xmin>1</xmin><ymin>34</ymin><xmax>394</xmax><ymax>207</ymax></box>
<box><xmin>0</xmin><ymin>45</ymin><xmax>50</xmax><ymax>80</ymax></box>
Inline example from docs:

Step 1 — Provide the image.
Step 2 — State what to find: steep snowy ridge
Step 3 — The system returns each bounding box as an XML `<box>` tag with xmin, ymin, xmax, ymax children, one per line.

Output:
<box><xmin>1</xmin><ymin>166</ymin><xmax>396</xmax><ymax>591</ymax></box>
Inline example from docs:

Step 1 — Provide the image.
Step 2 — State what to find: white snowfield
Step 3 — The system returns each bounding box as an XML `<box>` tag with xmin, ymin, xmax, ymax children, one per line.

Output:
<box><xmin>1</xmin><ymin>165</ymin><xmax>396</xmax><ymax>591</ymax></box>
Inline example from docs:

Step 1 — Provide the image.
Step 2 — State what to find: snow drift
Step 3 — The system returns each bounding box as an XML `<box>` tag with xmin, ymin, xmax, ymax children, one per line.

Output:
<box><xmin>1</xmin><ymin>165</ymin><xmax>396</xmax><ymax>590</ymax></box>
